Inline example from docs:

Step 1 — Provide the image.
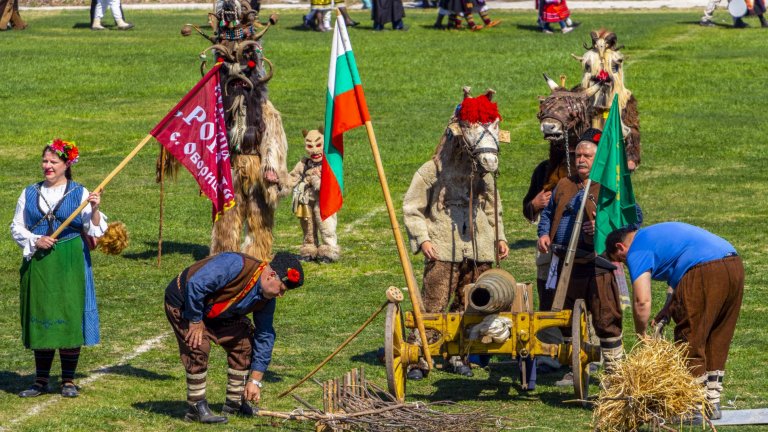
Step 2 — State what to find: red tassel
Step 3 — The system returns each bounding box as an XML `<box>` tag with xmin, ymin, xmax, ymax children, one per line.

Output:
<box><xmin>458</xmin><ymin>95</ymin><xmax>501</xmax><ymax>124</ymax></box>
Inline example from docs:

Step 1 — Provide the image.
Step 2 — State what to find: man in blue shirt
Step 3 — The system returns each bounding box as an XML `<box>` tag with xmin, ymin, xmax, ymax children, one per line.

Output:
<box><xmin>606</xmin><ymin>223</ymin><xmax>743</xmax><ymax>423</ymax></box>
<box><xmin>164</xmin><ymin>251</ymin><xmax>304</xmax><ymax>424</ymax></box>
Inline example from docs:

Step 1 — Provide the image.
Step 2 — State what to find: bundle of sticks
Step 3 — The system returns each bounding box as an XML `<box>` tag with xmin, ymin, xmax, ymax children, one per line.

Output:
<box><xmin>256</xmin><ymin>367</ymin><xmax>507</xmax><ymax>432</ymax></box>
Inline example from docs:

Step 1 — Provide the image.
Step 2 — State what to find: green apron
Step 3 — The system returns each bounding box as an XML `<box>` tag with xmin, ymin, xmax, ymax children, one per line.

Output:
<box><xmin>20</xmin><ymin>236</ymin><xmax>85</xmax><ymax>349</ymax></box>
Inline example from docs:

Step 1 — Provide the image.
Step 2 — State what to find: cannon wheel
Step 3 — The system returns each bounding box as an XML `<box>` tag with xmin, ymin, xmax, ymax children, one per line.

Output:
<box><xmin>571</xmin><ymin>299</ymin><xmax>590</xmax><ymax>406</ymax></box>
<box><xmin>385</xmin><ymin>302</ymin><xmax>407</xmax><ymax>402</ymax></box>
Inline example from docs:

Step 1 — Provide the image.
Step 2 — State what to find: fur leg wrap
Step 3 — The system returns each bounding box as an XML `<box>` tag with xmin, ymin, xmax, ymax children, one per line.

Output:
<box><xmin>226</xmin><ymin>368</ymin><xmax>248</xmax><ymax>405</ymax></box>
<box><xmin>299</xmin><ymin>217</ymin><xmax>318</xmax><ymax>259</ymax></box>
<box><xmin>186</xmin><ymin>371</ymin><xmax>208</xmax><ymax>405</ymax></box>
<box><xmin>315</xmin><ymin>210</ymin><xmax>340</xmax><ymax>261</ymax></box>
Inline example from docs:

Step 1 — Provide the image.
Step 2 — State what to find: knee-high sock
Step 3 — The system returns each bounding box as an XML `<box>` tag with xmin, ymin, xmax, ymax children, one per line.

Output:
<box><xmin>707</xmin><ymin>370</ymin><xmax>724</xmax><ymax>405</ymax></box>
<box><xmin>226</xmin><ymin>368</ymin><xmax>249</xmax><ymax>406</ymax></box>
<box><xmin>33</xmin><ymin>349</ymin><xmax>56</xmax><ymax>387</ymax></box>
<box><xmin>59</xmin><ymin>347</ymin><xmax>81</xmax><ymax>384</ymax></box>
<box><xmin>186</xmin><ymin>371</ymin><xmax>208</xmax><ymax>405</ymax></box>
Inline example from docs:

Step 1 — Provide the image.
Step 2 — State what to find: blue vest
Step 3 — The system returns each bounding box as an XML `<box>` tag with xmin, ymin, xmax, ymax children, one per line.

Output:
<box><xmin>23</xmin><ymin>181</ymin><xmax>84</xmax><ymax>241</ymax></box>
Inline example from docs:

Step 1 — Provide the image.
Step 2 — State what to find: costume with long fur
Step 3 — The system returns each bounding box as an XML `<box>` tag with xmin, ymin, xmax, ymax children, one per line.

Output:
<box><xmin>0</xmin><ymin>0</ymin><xmax>25</xmax><ymax>30</ymax></box>
<box><xmin>573</xmin><ymin>30</ymin><xmax>641</xmax><ymax>167</ymax></box>
<box><xmin>164</xmin><ymin>1</ymin><xmax>289</xmax><ymax>261</ymax></box>
<box><xmin>403</xmin><ymin>89</ymin><xmax>506</xmax><ymax>316</ymax></box>
<box><xmin>287</xmin><ymin>128</ymin><xmax>340</xmax><ymax>262</ymax></box>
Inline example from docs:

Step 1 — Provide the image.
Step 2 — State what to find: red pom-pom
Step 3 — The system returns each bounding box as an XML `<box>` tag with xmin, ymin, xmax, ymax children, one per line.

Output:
<box><xmin>458</xmin><ymin>95</ymin><xmax>501</xmax><ymax>124</ymax></box>
<box><xmin>217</xmin><ymin>57</ymin><xmax>224</xmax><ymax>63</ymax></box>
<box><xmin>596</xmin><ymin>70</ymin><xmax>610</xmax><ymax>82</ymax></box>
<box><xmin>247</xmin><ymin>60</ymin><xmax>256</xmax><ymax>69</ymax></box>
<box><xmin>593</xmin><ymin>133</ymin><xmax>601</xmax><ymax>142</ymax></box>
<box><xmin>287</xmin><ymin>268</ymin><xmax>300</xmax><ymax>283</ymax></box>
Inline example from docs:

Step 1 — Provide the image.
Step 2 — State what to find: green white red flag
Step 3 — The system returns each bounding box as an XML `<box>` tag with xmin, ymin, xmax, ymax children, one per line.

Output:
<box><xmin>151</xmin><ymin>63</ymin><xmax>235</xmax><ymax>222</ymax></box>
<box><xmin>589</xmin><ymin>94</ymin><xmax>638</xmax><ymax>254</ymax></box>
<box><xmin>319</xmin><ymin>17</ymin><xmax>371</xmax><ymax>220</ymax></box>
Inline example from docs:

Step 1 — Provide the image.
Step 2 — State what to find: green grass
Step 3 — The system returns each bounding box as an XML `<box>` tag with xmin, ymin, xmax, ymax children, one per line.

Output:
<box><xmin>1</xmin><ymin>8</ymin><xmax>767</xmax><ymax>431</ymax></box>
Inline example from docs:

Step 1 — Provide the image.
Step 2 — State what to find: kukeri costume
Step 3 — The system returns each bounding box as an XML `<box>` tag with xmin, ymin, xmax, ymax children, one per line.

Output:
<box><xmin>0</xmin><ymin>0</ymin><xmax>25</xmax><ymax>31</ymax></box>
<box><xmin>165</xmin><ymin>251</ymin><xmax>303</xmax><ymax>423</ymax></box>
<box><xmin>288</xmin><ymin>128</ymin><xmax>340</xmax><ymax>263</ymax></box>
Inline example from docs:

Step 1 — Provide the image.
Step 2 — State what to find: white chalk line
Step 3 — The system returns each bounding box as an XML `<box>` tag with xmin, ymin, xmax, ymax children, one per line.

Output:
<box><xmin>0</xmin><ymin>333</ymin><xmax>170</xmax><ymax>431</ymax></box>
<box><xmin>343</xmin><ymin>207</ymin><xmax>386</xmax><ymax>234</ymax></box>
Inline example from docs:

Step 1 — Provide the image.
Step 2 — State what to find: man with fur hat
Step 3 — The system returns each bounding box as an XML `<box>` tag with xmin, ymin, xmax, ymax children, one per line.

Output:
<box><xmin>605</xmin><ymin>223</ymin><xmax>742</xmax><ymax>424</ymax></box>
<box><xmin>537</xmin><ymin>128</ymin><xmax>631</xmax><ymax>382</ymax></box>
<box><xmin>164</xmin><ymin>251</ymin><xmax>304</xmax><ymax>423</ymax></box>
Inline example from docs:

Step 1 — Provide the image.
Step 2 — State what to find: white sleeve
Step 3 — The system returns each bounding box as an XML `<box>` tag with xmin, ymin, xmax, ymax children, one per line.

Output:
<box><xmin>80</xmin><ymin>187</ymin><xmax>108</xmax><ymax>237</ymax></box>
<box><xmin>9</xmin><ymin>190</ymin><xmax>41</xmax><ymax>259</ymax></box>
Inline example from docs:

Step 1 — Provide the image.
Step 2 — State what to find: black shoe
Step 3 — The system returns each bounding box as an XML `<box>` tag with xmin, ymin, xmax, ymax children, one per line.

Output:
<box><xmin>298</xmin><ymin>255</ymin><xmax>314</xmax><ymax>262</ymax></box>
<box><xmin>681</xmin><ymin>410</ymin><xmax>704</xmax><ymax>426</ymax></box>
<box><xmin>347</xmin><ymin>20</ymin><xmax>359</xmax><ymax>27</ymax></box>
<box><xmin>407</xmin><ymin>368</ymin><xmax>424</xmax><ymax>380</ymax></box>
<box><xmin>452</xmin><ymin>364</ymin><xmax>473</xmax><ymax>377</ymax></box>
<box><xmin>18</xmin><ymin>384</ymin><xmax>49</xmax><ymax>398</ymax></box>
<box><xmin>185</xmin><ymin>400</ymin><xmax>228</xmax><ymax>424</ymax></box>
<box><xmin>373</xmin><ymin>23</ymin><xmax>385</xmax><ymax>31</ymax></box>
<box><xmin>700</xmin><ymin>20</ymin><xmax>716</xmax><ymax>27</ymax></box>
<box><xmin>61</xmin><ymin>383</ymin><xmax>79</xmax><ymax>398</ymax></box>
<box><xmin>316</xmin><ymin>256</ymin><xmax>334</xmax><ymax>264</ymax></box>
<box><xmin>733</xmin><ymin>19</ymin><xmax>749</xmax><ymax>28</ymax></box>
<box><xmin>708</xmin><ymin>402</ymin><xmax>722</xmax><ymax>420</ymax></box>
<box><xmin>222</xmin><ymin>400</ymin><xmax>255</xmax><ymax>417</ymax></box>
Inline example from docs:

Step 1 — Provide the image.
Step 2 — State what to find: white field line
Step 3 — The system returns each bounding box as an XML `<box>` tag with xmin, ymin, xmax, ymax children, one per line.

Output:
<box><xmin>343</xmin><ymin>207</ymin><xmax>386</xmax><ymax>234</ymax></box>
<box><xmin>0</xmin><ymin>333</ymin><xmax>170</xmax><ymax>432</ymax></box>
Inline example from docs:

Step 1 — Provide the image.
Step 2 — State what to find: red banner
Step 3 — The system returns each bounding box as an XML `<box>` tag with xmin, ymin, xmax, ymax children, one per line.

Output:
<box><xmin>151</xmin><ymin>64</ymin><xmax>235</xmax><ymax>221</ymax></box>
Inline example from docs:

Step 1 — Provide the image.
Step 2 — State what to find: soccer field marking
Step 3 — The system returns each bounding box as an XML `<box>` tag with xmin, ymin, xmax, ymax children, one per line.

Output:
<box><xmin>1</xmin><ymin>333</ymin><xmax>170</xmax><ymax>431</ymax></box>
<box><xmin>343</xmin><ymin>207</ymin><xmax>386</xmax><ymax>234</ymax></box>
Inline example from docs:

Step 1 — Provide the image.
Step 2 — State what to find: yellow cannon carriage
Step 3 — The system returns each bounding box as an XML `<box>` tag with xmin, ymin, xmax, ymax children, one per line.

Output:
<box><xmin>383</xmin><ymin>269</ymin><xmax>601</xmax><ymax>404</ymax></box>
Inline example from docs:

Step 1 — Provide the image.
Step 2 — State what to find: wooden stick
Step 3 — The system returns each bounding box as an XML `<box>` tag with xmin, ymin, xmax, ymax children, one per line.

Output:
<box><xmin>363</xmin><ymin>120</ymin><xmax>433</xmax><ymax>370</ymax></box>
<box><xmin>51</xmin><ymin>134</ymin><xmax>155</xmax><ymax>239</ymax></box>
<box><xmin>278</xmin><ymin>301</ymin><xmax>388</xmax><ymax>398</ymax></box>
<box><xmin>551</xmin><ymin>178</ymin><xmax>591</xmax><ymax>311</ymax></box>
<box><xmin>157</xmin><ymin>146</ymin><xmax>166</xmax><ymax>268</ymax></box>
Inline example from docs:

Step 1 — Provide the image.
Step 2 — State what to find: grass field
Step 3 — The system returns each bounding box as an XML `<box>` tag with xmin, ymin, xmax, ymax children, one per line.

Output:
<box><xmin>1</xmin><ymin>7</ymin><xmax>768</xmax><ymax>431</ymax></box>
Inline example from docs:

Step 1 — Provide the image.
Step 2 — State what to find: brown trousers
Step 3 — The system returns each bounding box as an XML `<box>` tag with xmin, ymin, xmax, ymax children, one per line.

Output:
<box><xmin>670</xmin><ymin>256</ymin><xmax>744</xmax><ymax>377</ymax></box>
<box><xmin>422</xmin><ymin>259</ymin><xmax>492</xmax><ymax>313</ymax></box>
<box><xmin>165</xmin><ymin>302</ymin><xmax>253</xmax><ymax>375</ymax></box>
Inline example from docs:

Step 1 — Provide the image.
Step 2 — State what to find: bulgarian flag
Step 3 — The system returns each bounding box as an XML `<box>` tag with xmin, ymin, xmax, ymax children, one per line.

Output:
<box><xmin>319</xmin><ymin>17</ymin><xmax>371</xmax><ymax>220</ymax></box>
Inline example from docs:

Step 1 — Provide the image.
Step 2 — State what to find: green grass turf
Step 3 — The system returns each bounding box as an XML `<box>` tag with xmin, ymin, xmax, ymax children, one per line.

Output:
<box><xmin>1</xmin><ymin>8</ymin><xmax>767</xmax><ymax>431</ymax></box>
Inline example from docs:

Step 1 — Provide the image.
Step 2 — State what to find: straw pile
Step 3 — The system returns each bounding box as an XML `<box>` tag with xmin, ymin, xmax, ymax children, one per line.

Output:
<box><xmin>592</xmin><ymin>338</ymin><xmax>709</xmax><ymax>432</ymax></box>
<box><xmin>97</xmin><ymin>221</ymin><xmax>129</xmax><ymax>255</ymax></box>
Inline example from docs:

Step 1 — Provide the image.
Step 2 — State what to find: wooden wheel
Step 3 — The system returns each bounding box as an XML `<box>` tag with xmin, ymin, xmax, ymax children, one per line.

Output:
<box><xmin>385</xmin><ymin>302</ymin><xmax>407</xmax><ymax>402</ymax></box>
<box><xmin>571</xmin><ymin>299</ymin><xmax>590</xmax><ymax>407</ymax></box>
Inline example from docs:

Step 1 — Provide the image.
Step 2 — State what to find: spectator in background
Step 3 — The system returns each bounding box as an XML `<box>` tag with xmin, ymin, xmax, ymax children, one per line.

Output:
<box><xmin>536</xmin><ymin>0</ymin><xmax>575</xmax><ymax>33</ymax></box>
<box><xmin>90</xmin><ymin>0</ymin><xmax>133</xmax><ymax>30</ymax></box>
<box><xmin>373</xmin><ymin>0</ymin><xmax>405</xmax><ymax>30</ymax></box>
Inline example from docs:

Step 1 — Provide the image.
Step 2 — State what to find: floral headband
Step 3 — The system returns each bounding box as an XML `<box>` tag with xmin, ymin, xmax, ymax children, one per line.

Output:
<box><xmin>47</xmin><ymin>139</ymin><xmax>80</xmax><ymax>166</ymax></box>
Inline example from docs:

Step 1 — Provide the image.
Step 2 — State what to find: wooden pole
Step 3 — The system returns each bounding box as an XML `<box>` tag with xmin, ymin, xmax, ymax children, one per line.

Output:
<box><xmin>362</xmin><ymin>120</ymin><xmax>433</xmax><ymax>370</ymax></box>
<box><xmin>157</xmin><ymin>146</ymin><xmax>166</xmax><ymax>267</ymax></box>
<box><xmin>551</xmin><ymin>178</ymin><xmax>591</xmax><ymax>311</ymax></box>
<box><xmin>51</xmin><ymin>134</ymin><xmax>154</xmax><ymax>239</ymax></box>
<box><xmin>278</xmin><ymin>300</ymin><xmax>388</xmax><ymax>398</ymax></box>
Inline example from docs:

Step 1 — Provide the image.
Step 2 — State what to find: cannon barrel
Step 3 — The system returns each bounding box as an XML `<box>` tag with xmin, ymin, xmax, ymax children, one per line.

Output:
<box><xmin>466</xmin><ymin>269</ymin><xmax>517</xmax><ymax>313</ymax></box>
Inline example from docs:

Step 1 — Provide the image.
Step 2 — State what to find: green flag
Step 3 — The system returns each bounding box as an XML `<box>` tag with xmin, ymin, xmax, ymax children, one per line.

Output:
<box><xmin>589</xmin><ymin>94</ymin><xmax>638</xmax><ymax>254</ymax></box>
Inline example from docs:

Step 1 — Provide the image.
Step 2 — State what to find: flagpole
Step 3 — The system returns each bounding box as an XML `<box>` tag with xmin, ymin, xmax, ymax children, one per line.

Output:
<box><xmin>551</xmin><ymin>178</ymin><xmax>591</xmax><ymax>312</ymax></box>
<box><xmin>51</xmin><ymin>134</ymin><xmax>154</xmax><ymax>240</ymax></box>
<box><xmin>362</xmin><ymin>120</ymin><xmax>433</xmax><ymax>371</ymax></box>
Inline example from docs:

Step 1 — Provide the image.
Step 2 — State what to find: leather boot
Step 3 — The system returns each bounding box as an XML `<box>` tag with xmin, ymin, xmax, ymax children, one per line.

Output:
<box><xmin>91</xmin><ymin>17</ymin><xmax>106</xmax><ymax>30</ymax></box>
<box><xmin>338</xmin><ymin>7</ymin><xmax>358</xmax><ymax>27</ymax></box>
<box><xmin>222</xmin><ymin>399</ymin><xmax>256</xmax><ymax>417</ymax></box>
<box><xmin>184</xmin><ymin>399</ymin><xmax>228</xmax><ymax>424</ymax></box>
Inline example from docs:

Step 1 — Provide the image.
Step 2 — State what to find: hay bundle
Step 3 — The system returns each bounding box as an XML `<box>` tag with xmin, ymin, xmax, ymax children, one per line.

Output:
<box><xmin>97</xmin><ymin>221</ymin><xmax>129</xmax><ymax>255</ymax></box>
<box><xmin>592</xmin><ymin>338</ymin><xmax>708</xmax><ymax>432</ymax></box>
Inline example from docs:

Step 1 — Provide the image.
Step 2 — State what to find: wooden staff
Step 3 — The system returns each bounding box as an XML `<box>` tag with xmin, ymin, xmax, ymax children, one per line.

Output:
<box><xmin>362</xmin><ymin>120</ymin><xmax>433</xmax><ymax>371</ymax></box>
<box><xmin>279</xmin><ymin>287</ymin><xmax>403</xmax><ymax>398</ymax></box>
<box><xmin>157</xmin><ymin>146</ymin><xmax>167</xmax><ymax>267</ymax></box>
<box><xmin>551</xmin><ymin>179</ymin><xmax>591</xmax><ymax>311</ymax></box>
<box><xmin>51</xmin><ymin>135</ymin><xmax>154</xmax><ymax>239</ymax></box>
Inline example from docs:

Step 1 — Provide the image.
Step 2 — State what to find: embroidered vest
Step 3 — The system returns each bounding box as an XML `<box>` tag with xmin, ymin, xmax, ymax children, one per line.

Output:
<box><xmin>186</xmin><ymin>254</ymin><xmax>271</xmax><ymax>319</ymax></box>
<box><xmin>23</xmin><ymin>181</ymin><xmax>84</xmax><ymax>241</ymax></box>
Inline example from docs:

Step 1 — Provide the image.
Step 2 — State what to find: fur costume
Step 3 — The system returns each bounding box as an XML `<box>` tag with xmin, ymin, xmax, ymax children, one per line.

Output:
<box><xmin>287</xmin><ymin>128</ymin><xmax>340</xmax><ymax>263</ymax></box>
<box><xmin>168</xmin><ymin>1</ymin><xmax>289</xmax><ymax>262</ymax></box>
<box><xmin>573</xmin><ymin>30</ymin><xmax>641</xmax><ymax>167</ymax></box>
<box><xmin>403</xmin><ymin>87</ymin><xmax>506</xmax><ymax>265</ymax></box>
<box><xmin>0</xmin><ymin>0</ymin><xmax>26</xmax><ymax>30</ymax></box>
